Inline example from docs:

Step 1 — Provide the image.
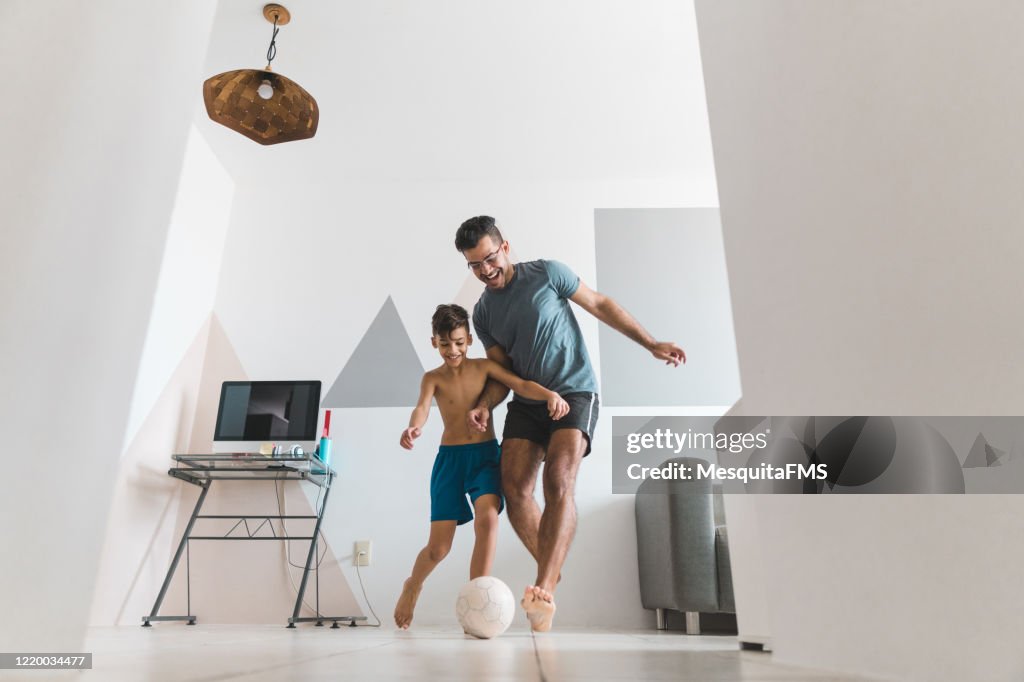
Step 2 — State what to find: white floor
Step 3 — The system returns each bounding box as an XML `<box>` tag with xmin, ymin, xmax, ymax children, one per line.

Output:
<box><xmin>74</xmin><ymin>625</ymin><xmax>882</xmax><ymax>681</ymax></box>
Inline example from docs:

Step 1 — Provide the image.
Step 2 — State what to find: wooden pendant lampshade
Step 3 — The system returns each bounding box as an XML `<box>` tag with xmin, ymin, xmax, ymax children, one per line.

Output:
<box><xmin>202</xmin><ymin>4</ymin><xmax>319</xmax><ymax>145</ymax></box>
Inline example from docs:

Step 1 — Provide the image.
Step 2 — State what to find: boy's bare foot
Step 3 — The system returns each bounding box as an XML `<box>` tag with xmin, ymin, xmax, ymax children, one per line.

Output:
<box><xmin>394</xmin><ymin>578</ymin><xmax>422</xmax><ymax>629</ymax></box>
<box><xmin>521</xmin><ymin>586</ymin><xmax>556</xmax><ymax>632</ymax></box>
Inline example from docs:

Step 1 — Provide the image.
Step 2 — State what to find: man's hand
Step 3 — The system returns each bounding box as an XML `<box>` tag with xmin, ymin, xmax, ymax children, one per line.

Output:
<box><xmin>400</xmin><ymin>426</ymin><xmax>421</xmax><ymax>450</ymax></box>
<box><xmin>467</xmin><ymin>406</ymin><xmax>490</xmax><ymax>433</ymax></box>
<box><xmin>650</xmin><ymin>341</ymin><xmax>686</xmax><ymax>367</ymax></box>
<box><xmin>547</xmin><ymin>393</ymin><xmax>570</xmax><ymax>420</ymax></box>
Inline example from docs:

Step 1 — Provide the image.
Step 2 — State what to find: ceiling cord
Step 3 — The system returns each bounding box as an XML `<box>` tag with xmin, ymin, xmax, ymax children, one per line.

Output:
<box><xmin>265</xmin><ymin>16</ymin><xmax>279</xmax><ymax>69</ymax></box>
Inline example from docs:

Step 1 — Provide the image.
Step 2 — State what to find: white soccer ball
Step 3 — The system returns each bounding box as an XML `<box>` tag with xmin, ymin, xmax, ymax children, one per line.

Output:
<box><xmin>455</xmin><ymin>576</ymin><xmax>515</xmax><ymax>639</ymax></box>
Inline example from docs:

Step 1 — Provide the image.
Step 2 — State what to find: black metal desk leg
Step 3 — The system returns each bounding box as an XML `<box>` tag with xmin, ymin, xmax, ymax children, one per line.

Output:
<box><xmin>143</xmin><ymin>480</ymin><xmax>211</xmax><ymax>625</ymax></box>
<box><xmin>290</xmin><ymin>473</ymin><xmax>333</xmax><ymax>625</ymax></box>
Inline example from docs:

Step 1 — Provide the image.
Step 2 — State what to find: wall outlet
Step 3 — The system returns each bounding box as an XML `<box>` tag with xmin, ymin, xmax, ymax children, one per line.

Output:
<box><xmin>354</xmin><ymin>540</ymin><xmax>372</xmax><ymax>566</ymax></box>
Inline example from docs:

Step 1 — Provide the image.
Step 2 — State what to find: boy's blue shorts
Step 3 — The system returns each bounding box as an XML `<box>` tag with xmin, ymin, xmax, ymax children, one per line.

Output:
<box><xmin>430</xmin><ymin>439</ymin><xmax>504</xmax><ymax>525</ymax></box>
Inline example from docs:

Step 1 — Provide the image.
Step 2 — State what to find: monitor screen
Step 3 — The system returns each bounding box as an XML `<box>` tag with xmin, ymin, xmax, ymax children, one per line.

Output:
<box><xmin>213</xmin><ymin>380</ymin><xmax>322</xmax><ymax>442</ymax></box>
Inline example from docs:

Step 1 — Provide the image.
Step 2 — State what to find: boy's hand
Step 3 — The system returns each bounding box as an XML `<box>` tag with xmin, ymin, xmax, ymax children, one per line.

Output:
<box><xmin>467</xmin><ymin>406</ymin><xmax>490</xmax><ymax>432</ymax></box>
<box><xmin>400</xmin><ymin>427</ymin><xmax>421</xmax><ymax>450</ymax></box>
<box><xmin>547</xmin><ymin>393</ymin><xmax>570</xmax><ymax>421</ymax></box>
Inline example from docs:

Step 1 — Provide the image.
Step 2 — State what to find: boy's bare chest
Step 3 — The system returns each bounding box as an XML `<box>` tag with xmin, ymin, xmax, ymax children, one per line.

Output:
<box><xmin>434</xmin><ymin>369</ymin><xmax>487</xmax><ymax>408</ymax></box>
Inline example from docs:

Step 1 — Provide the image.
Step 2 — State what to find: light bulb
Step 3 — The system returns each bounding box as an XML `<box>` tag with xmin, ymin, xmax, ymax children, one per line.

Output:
<box><xmin>257</xmin><ymin>80</ymin><xmax>274</xmax><ymax>99</ymax></box>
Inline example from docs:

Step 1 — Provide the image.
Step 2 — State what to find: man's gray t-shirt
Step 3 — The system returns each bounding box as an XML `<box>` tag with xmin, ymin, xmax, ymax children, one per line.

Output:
<box><xmin>472</xmin><ymin>259</ymin><xmax>598</xmax><ymax>403</ymax></box>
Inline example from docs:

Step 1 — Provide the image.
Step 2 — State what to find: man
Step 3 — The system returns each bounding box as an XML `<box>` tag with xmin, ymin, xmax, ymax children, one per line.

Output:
<box><xmin>455</xmin><ymin>215</ymin><xmax>685</xmax><ymax>631</ymax></box>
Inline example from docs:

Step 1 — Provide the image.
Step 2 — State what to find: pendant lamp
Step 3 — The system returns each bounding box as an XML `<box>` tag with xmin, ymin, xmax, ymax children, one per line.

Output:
<box><xmin>202</xmin><ymin>4</ymin><xmax>319</xmax><ymax>145</ymax></box>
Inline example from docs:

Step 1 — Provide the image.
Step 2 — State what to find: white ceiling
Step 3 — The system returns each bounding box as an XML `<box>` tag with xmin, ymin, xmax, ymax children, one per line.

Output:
<box><xmin>197</xmin><ymin>1</ymin><xmax>715</xmax><ymax>186</ymax></box>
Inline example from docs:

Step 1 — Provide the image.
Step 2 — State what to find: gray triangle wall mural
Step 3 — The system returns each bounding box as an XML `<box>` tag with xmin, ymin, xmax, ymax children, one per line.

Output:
<box><xmin>323</xmin><ymin>296</ymin><xmax>425</xmax><ymax>408</ymax></box>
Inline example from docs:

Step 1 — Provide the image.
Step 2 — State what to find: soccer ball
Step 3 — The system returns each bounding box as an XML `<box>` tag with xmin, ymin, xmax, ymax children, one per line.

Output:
<box><xmin>455</xmin><ymin>576</ymin><xmax>515</xmax><ymax>639</ymax></box>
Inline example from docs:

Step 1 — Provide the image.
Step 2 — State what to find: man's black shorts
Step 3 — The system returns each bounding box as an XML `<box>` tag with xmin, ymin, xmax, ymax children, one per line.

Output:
<box><xmin>502</xmin><ymin>392</ymin><xmax>600</xmax><ymax>456</ymax></box>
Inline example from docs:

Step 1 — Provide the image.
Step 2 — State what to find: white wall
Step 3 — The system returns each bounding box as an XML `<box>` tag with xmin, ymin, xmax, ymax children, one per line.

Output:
<box><xmin>0</xmin><ymin>1</ymin><xmax>216</xmax><ymax>651</ymax></box>
<box><xmin>697</xmin><ymin>2</ymin><xmax>1024</xmax><ymax>680</ymax></box>
<box><xmin>90</xmin><ymin>126</ymin><xmax>235</xmax><ymax>626</ymax></box>
<box><xmin>123</xmin><ymin>127</ymin><xmax>235</xmax><ymax>448</ymax></box>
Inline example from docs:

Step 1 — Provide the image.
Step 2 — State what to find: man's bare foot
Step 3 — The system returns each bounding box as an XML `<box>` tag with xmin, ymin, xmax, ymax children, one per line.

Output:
<box><xmin>394</xmin><ymin>578</ymin><xmax>422</xmax><ymax>629</ymax></box>
<box><xmin>521</xmin><ymin>586</ymin><xmax>556</xmax><ymax>632</ymax></box>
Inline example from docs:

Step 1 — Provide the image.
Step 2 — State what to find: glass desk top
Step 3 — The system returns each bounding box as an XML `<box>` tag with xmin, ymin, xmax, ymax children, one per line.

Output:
<box><xmin>170</xmin><ymin>453</ymin><xmax>333</xmax><ymax>484</ymax></box>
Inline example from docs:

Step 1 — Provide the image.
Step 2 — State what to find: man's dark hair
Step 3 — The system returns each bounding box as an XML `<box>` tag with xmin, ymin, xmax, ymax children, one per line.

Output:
<box><xmin>455</xmin><ymin>215</ymin><xmax>504</xmax><ymax>252</ymax></box>
<box><xmin>431</xmin><ymin>304</ymin><xmax>470</xmax><ymax>338</ymax></box>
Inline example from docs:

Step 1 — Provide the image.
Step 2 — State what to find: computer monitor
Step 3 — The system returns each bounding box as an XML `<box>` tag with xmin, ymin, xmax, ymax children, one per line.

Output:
<box><xmin>212</xmin><ymin>380</ymin><xmax>322</xmax><ymax>454</ymax></box>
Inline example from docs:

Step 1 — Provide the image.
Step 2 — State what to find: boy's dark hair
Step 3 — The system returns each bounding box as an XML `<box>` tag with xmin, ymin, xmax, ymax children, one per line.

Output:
<box><xmin>432</xmin><ymin>304</ymin><xmax>470</xmax><ymax>338</ymax></box>
<box><xmin>455</xmin><ymin>215</ymin><xmax>504</xmax><ymax>252</ymax></box>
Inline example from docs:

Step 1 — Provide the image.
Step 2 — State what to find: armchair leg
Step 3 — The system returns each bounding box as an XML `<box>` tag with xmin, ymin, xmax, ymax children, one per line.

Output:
<box><xmin>685</xmin><ymin>611</ymin><xmax>701</xmax><ymax>635</ymax></box>
<box><xmin>655</xmin><ymin>608</ymin><xmax>667</xmax><ymax>630</ymax></box>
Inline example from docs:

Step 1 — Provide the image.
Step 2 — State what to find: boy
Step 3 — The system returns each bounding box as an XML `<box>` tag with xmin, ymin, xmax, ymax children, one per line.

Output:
<box><xmin>393</xmin><ymin>304</ymin><xmax>569</xmax><ymax>629</ymax></box>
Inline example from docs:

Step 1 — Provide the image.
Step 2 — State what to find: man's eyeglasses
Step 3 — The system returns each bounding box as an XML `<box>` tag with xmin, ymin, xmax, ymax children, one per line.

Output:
<box><xmin>466</xmin><ymin>247</ymin><xmax>503</xmax><ymax>271</ymax></box>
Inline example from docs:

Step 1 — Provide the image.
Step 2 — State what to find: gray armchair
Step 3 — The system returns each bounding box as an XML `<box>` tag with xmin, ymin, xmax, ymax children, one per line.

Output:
<box><xmin>635</xmin><ymin>456</ymin><xmax>735</xmax><ymax>632</ymax></box>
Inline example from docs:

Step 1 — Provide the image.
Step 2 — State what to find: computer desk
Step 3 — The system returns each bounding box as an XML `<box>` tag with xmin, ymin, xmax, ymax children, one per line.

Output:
<box><xmin>142</xmin><ymin>453</ymin><xmax>366</xmax><ymax>629</ymax></box>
